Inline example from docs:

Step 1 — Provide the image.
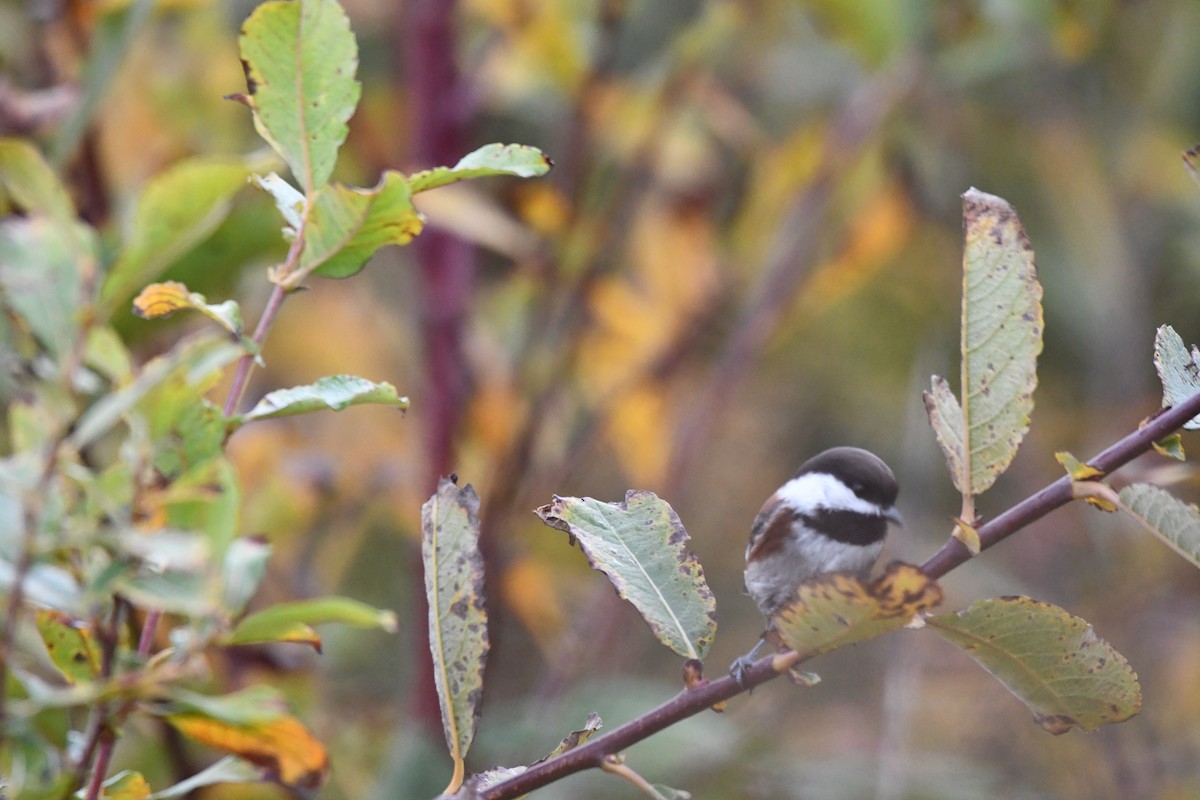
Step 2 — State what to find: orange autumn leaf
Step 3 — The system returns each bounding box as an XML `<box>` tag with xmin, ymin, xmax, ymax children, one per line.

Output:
<box><xmin>167</xmin><ymin>713</ymin><xmax>330</xmax><ymax>790</ymax></box>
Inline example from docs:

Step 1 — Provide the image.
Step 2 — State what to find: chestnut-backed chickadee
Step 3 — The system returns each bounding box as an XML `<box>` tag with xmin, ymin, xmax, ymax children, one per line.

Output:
<box><xmin>731</xmin><ymin>446</ymin><xmax>902</xmax><ymax>685</ymax></box>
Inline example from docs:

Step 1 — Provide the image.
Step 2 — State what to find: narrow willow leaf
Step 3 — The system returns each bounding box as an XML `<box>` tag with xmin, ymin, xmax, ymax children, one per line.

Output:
<box><xmin>422</xmin><ymin>477</ymin><xmax>489</xmax><ymax>781</ymax></box>
<box><xmin>925</xmin><ymin>189</ymin><xmax>1043</xmax><ymax>496</ymax></box>
<box><xmin>536</xmin><ymin>491</ymin><xmax>717</xmax><ymax>660</ymax></box>
<box><xmin>926</xmin><ymin>597</ymin><xmax>1141</xmax><ymax>734</ymax></box>
<box><xmin>236</xmin><ymin>0</ymin><xmax>359</xmax><ymax>192</ymax></box>
<box><xmin>0</xmin><ymin>216</ymin><xmax>97</xmax><ymax>361</ymax></box>
<box><xmin>100</xmin><ymin>157</ymin><xmax>254</xmax><ymax>310</ymax></box>
<box><xmin>150</xmin><ymin>757</ymin><xmax>264</xmax><ymax>799</ymax></box>
<box><xmin>70</xmin><ymin>334</ymin><xmax>244</xmax><ymax>450</ymax></box>
<box><xmin>0</xmin><ymin>137</ymin><xmax>75</xmax><ymax>222</ymax></box>
<box><xmin>278</xmin><ymin>171</ymin><xmax>423</xmax><ymax>286</ymax></box>
<box><xmin>167</xmin><ymin>686</ymin><xmax>287</xmax><ymax>725</ymax></box>
<box><xmin>408</xmin><ymin>143</ymin><xmax>554</xmax><ymax>193</ymax></box>
<box><xmin>1118</xmin><ymin>483</ymin><xmax>1200</xmax><ymax>569</ymax></box>
<box><xmin>235</xmin><ymin>375</ymin><xmax>408</xmax><ymax>426</ymax></box>
<box><xmin>165</xmin><ymin>713</ymin><xmax>329</xmax><ymax>790</ymax></box>
<box><xmin>226</xmin><ymin>595</ymin><xmax>398</xmax><ymax>648</ymax></box>
<box><xmin>774</xmin><ymin>563</ymin><xmax>942</xmax><ymax>657</ymax></box>
<box><xmin>1153</xmin><ymin>324</ymin><xmax>1200</xmax><ymax>430</ymax></box>
<box><xmin>133</xmin><ymin>281</ymin><xmax>244</xmax><ymax>336</ymax></box>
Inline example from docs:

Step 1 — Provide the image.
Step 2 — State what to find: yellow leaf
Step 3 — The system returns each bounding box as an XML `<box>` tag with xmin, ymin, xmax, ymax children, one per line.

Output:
<box><xmin>167</xmin><ymin>713</ymin><xmax>329</xmax><ymax>790</ymax></box>
<box><xmin>774</xmin><ymin>563</ymin><xmax>943</xmax><ymax>657</ymax></box>
<box><xmin>35</xmin><ymin>610</ymin><xmax>100</xmax><ymax>685</ymax></box>
<box><xmin>1054</xmin><ymin>451</ymin><xmax>1103</xmax><ymax>480</ymax></box>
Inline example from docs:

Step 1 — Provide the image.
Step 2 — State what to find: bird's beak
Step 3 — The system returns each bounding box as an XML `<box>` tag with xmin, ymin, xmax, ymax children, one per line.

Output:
<box><xmin>884</xmin><ymin>506</ymin><xmax>904</xmax><ymax>527</ymax></box>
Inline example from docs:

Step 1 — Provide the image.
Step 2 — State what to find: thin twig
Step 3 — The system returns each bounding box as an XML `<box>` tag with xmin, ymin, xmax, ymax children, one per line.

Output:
<box><xmin>480</xmin><ymin>390</ymin><xmax>1200</xmax><ymax>799</ymax></box>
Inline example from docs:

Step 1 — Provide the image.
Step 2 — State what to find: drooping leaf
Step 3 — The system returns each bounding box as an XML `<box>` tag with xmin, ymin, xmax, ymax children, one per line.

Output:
<box><xmin>1118</xmin><ymin>483</ymin><xmax>1200</xmax><ymax>569</ymax></box>
<box><xmin>100</xmin><ymin>157</ymin><xmax>255</xmax><ymax>310</ymax></box>
<box><xmin>408</xmin><ymin>143</ymin><xmax>553</xmax><ymax>193</ymax></box>
<box><xmin>132</xmin><ymin>281</ymin><xmax>244</xmax><ymax>336</ymax></box>
<box><xmin>0</xmin><ymin>216</ymin><xmax>97</xmax><ymax>361</ymax></box>
<box><xmin>422</xmin><ymin>477</ymin><xmax>489</xmax><ymax>791</ymax></box>
<box><xmin>167</xmin><ymin>686</ymin><xmax>288</xmax><ymax>725</ymax></box>
<box><xmin>926</xmin><ymin>596</ymin><xmax>1141</xmax><ymax>734</ymax></box>
<box><xmin>234</xmin><ymin>375</ymin><xmax>408</xmax><ymax>426</ymax></box>
<box><xmin>252</xmin><ymin>172</ymin><xmax>305</xmax><ymax>235</ymax></box>
<box><xmin>773</xmin><ymin>563</ymin><xmax>943</xmax><ymax>657</ymax></box>
<box><xmin>226</xmin><ymin>595</ymin><xmax>397</xmax><ymax>649</ymax></box>
<box><xmin>166</xmin><ymin>713</ymin><xmax>329</xmax><ymax>790</ymax></box>
<box><xmin>69</xmin><ymin>333</ymin><xmax>244</xmax><ymax>450</ymax></box>
<box><xmin>535</xmin><ymin>712</ymin><xmax>602</xmax><ymax>763</ymax></box>
<box><xmin>221</xmin><ymin>536</ymin><xmax>272</xmax><ymax>616</ymax></box>
<box><xmin>535</xmin><ymin>491</ymin><xmax>717</xmax><ymax>660</ymax></box>
<box><xmin>34</xmin><ymin>611</ymin><xmax>100</xmax><ymax>685</ymax></box>
<box><xmin>236</xmin><ymin>0</ymin><xmax>359</xmax><ymax>192</ymax></box>
<box><xmin>149</xmin><ymin>756</ymin><xmax>264</xmax><ymax>799</ymax></box>
<box><xmin>278</xmin><ymin>171</ymin><xmax>422</xmax><ymax>286</ymax></box>
<box><xmin>1153</xmin><ymin>324</ymin><xmax>1200</xmax><ymax>430</ymax></box>
<box><xmin>0</xmin><ymin>138</ymin><xmax>75</xmax><ymax>223</ymax></box>
<box><xmin>925</xmin><ymin>188</ymin><xmax>1043</xmax><ymax>496</ymax></box>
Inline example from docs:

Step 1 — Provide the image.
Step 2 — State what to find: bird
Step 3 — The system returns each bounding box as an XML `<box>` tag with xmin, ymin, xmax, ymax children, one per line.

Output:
<box><xmin>730</xmin><ymin>446</ymin><xmax>902</xmax><ymax>686</ymax></box>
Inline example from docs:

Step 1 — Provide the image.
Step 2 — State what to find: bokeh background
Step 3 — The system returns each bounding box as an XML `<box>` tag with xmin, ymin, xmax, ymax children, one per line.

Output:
<box><xmin>6</xmin><ymin>0</ymin><xmax>1200</xmax><ymax>797</ymax></box>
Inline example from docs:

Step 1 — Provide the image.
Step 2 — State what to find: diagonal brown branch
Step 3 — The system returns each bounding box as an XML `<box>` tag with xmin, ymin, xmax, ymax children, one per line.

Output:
<box><xmin>478</xmin><ymin>389</ymin><xmax>1200</xmax><ymax>800</ymax></box>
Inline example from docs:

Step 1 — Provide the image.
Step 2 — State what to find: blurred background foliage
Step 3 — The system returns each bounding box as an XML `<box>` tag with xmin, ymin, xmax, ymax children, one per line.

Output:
<box><xmin>5</xmin><ymin>0</ymin><xmax>1200</xmax><ymax>797</ymax></box>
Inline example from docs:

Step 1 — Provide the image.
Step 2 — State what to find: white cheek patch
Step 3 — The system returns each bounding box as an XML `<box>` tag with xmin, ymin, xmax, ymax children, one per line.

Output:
<box><xmin>776</xmin><ymin>472</ymin><xmax>882</xmax><ymax>517</ymax></box>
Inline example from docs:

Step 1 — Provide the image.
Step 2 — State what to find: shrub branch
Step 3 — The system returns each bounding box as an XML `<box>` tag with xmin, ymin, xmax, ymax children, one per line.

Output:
<box><xmin>480</xmin><ymin>392</ymin><xmax>1200</xmax><ymax>800</ymax></box>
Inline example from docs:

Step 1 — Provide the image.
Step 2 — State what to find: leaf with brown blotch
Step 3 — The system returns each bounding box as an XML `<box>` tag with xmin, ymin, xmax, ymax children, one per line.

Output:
<box><xmin>773</xmin><ymin>563</ymin><xmax>942</xmax><ymax>658</ymax></box>
<box><xmin>536</xmin><ymin>491</ymin><xmax>717</xmax><ymax>660</ymax></box>
<box><xmin>926</xmin><ymin>596</ymin><xmax>1141</xmax><ymax>734</ymax></box>
<box><xmin>132</xmin><ymin>281</ymin><xmax>243</xmax><ymax>336</ymax></box>
<box><xmin>166</xmin><ymin>713</ymin><xmax>329</xmax><ymax>790</ymax></box>
<box><xmin>422</xmin><ymin>476</ymin><xmax>489</xmax><ymax>795</ymax></box>
<box><xmin>34</xmin><ymin>610</ymin><xmax>100</xmax><ymax>685</ymax></box>
<box><xmin>926</xmin><ymin>188</ymin><xmax>1043</xmax><ymax>497</ymax></box>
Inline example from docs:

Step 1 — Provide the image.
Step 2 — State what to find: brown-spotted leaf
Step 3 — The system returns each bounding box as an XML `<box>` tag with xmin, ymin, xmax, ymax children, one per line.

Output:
<box><xmin>536</xmin><ymin>491</ymin><xmax>717</xmax><ymax>660</ymax></box>
<box><xmin>926</xmin><ymin>189</ymin><xmax>1043</xmax><ymax>496</ymax></box>
<box><xmin>774</xmin><ymin>563</ymin><xmax>943</xmax><ymax>657</ymax></box>
<box><xmin>166</xmin><ymin>713</ymin><xmax>329</xmax><ymax>790</ymax></box>
<box><xmin>926</xmin><ymin>596</ymin><xmax>1141</xmax><ymax>734</ymax></box>
<box><xmin>34</xmin><ymin>610</ymin><xmax>100</xmax><ymax>685</ymax></box>
<box><xmin>422</xmin><ymin>476</ymin><xmax>489</xmax><ymax>791</ymax></box>
<box><xmin>132</xmin><ymin>281</ymin><xmax>243</xmax><ymax>336</ymax></box>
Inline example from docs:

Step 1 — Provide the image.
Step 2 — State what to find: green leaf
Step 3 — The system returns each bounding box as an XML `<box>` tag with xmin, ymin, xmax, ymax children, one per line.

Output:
<box><xmin>1153</xmin><ymin>433</ymin><xmax>1186</xmax><ymax>461</ymax></box>
<box><xmin>535</xmin><ymin>490</ymin><xmax>717</xmax><ymax>660</ymax></box>
<box><xmin>1153</xmin><ymin>324</ymin><xmax>1200</xmax><ymax>430</ymax></box>
<box><xmin>1054</xmin><ymin>451</ymin><xmax>1102</xmax><ymax>480</ymax></box>
<box><xmin>227</xmin><ymin>596</ymin><xmax>397</xmax><ymax>648</ymax></box>
<box><xmin>925</xmin><ymin>188</ymin><xmax>1043</xmax><ymax>496</ymax></box>
<box><xmin>282</xmin><ymin>171</ymin><xmax>423</xmax><ymax>286</ymax></box>
<box><xmin>236</xmin><ymin>0</ymin><xmax>360</xmax><ymax>193</ymax></box>
<box><xmin>1117</xmin><ymin>483</ymin><xmax>1200</xmax><ymax>569</ymax></box>
<box><xmin>221</xmin><ymin>536</ymin><xmax>272</xmax><ymax>617</ymax></box>
<box><xmin>132</xmin><ymin>281</ymin><xmax>244</xmax><ymax>336</ymax></box>
<box><xmin>422</xmin><ymin>476</ymin><xmax>489</xmax><ymax>780</ymax></box>
<box><xmin>235</xmin><ymin>374</ymin><xmax>408</xmax><ymax>425</ymax></box>
<box><xmin>166</xmin><ymin>686</ymin><xmax>288</xmax><ymax>725</ymax></box>
<box><xmin>101</xmin><ymin>157</ymin><xmax>255</xmax><ymax>311</ymax></box>
<box><xmin>150</xmin><ymin>757</ymin><xmax>263</xmax><ymax>799</ymax></box>
<box><xmin>69</xmin><ymin>333</ymin><xmax>243</xmax><ymax>450</ymax></box>
<box><xmin>0</xmin><ymin>216</ymin><xmax>98</xmax><ymax>361</ymax></box>
<box><xmin>926</xmin><ymin>597</ymin><xmax>1141</xmax><ymax>734</ymax></box>
<box><xmin>34</xmin><ymin>611</ymin><xmax>100</xmax><ymax>685</ymax></box>
<box><xmin>408</xmin><ymin>143</ymin><xmax>554</xmax><ymax>193</ymax></box>
<box><xmin>0</xmin><ymin>138</ymin><xmax>75</xmax><ymax>223</ymax></box>
<box><xmin>773</xmin><ymin>563</ymin><xmax>943</xmax><ymax>657</ymax></box>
